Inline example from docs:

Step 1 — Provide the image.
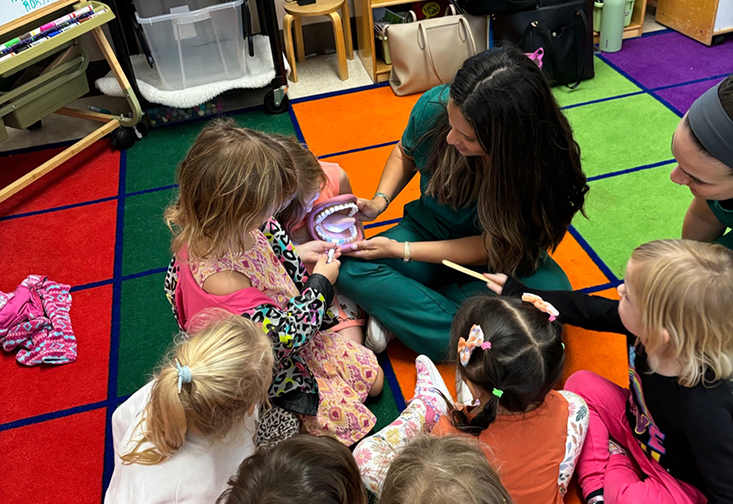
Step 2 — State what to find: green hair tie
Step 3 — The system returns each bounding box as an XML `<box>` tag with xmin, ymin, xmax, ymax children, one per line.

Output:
<box><xmin>492</xmin><ymin>388</ymin><xmax>504</xmax><ymax>398</ymax></box>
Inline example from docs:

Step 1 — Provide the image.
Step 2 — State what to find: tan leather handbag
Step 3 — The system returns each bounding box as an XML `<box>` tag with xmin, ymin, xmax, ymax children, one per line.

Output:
<box><xmin>385</xmin><ymin>11</ymin><xmax>487</xmax><ymax>96</ymax></box>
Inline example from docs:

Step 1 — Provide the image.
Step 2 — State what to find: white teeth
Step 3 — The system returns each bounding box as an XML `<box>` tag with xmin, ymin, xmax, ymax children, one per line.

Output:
<box><xmin>314</xmin><ymin>202</ymin><xmax>359</xmax><ymax>223</ymax></box>
<box><xmin>315</xmin><ymin>223</ymin><xmax>358</xmax><ymax>244</ymax></box>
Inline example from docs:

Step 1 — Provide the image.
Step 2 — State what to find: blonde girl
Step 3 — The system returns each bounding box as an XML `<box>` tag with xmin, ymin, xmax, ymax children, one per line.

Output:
<box><xmin>104</xmin><ymin>315</ymin><xmax>274</xmax><ymax>504</ymax></box>
<box><xmin>379</xmin><ymin>435</ymin><xmax>514</xmax><ymax>504</ymax></box>
<box><xmin>486</xmin><ymin>239</ymin><xmax>733</xmax><ymax>504</ymax></box>
<box><xmin>163</xmin><ymin>118</ymin><xmax>384</xmax><ymax>447</ymax></box>
<box><xmin>354</xmin><ymin>296</ymin><xmax>588</xmax><ymax>504</ymax></box>
<box><xmin>273</xmin><ymin>134</ymin><xmax>366</xmax><ymax>345</ymax></box>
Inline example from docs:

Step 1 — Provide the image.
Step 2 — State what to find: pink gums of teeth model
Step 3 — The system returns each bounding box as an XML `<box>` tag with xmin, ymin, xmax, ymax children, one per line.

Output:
<box><xmin>307</xmin><ymin>194</ymin><xmax>364</xmax><ymax>245</ymax></box>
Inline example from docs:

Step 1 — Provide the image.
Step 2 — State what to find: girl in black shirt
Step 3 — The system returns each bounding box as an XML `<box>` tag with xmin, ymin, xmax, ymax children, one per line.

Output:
<box><xmin>485</xmin><ymin>239</ymin><xmax>733</xmax><ymax>504</ymax></box>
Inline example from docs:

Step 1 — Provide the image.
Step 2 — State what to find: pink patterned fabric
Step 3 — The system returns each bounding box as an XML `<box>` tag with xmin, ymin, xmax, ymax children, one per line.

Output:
<box><xmin>0</xmin><ymin>275</ymin><xmax>76</xmax><ymax>366</ymax></box>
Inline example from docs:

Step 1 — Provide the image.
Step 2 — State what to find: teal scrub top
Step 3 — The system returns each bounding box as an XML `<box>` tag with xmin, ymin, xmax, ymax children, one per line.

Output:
<box><xmin>401</xmin><ymin>85</ymin><xmax>482</xmax><ymax>240</ymax></box>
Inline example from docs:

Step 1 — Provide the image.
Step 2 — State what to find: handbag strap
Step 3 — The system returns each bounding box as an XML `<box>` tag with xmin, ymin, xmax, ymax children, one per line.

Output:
<box><xmin>568</xmin><ymin>8</ymin><xmax>590</xmax><ymax>90</ymax></box>
<box><xmin>421</xmin><ymin>17</ymin><xmax>477</xmax><ymax>83</ymax></box>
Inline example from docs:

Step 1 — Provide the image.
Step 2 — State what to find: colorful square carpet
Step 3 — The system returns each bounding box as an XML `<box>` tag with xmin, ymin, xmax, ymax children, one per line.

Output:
<box><xmin>1</xmin><ymin>30</ymin><xmax>730</xmax><ymax>504</ymax></box>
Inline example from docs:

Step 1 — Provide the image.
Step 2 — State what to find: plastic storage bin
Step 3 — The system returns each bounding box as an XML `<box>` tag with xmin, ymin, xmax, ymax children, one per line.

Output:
<box><xmin>134</xmin><ymin>0</ymin><xmax>246</xmax><ymax>90</ymax></box>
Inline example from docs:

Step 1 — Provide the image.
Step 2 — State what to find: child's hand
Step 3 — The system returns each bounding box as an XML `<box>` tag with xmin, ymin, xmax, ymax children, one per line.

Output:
<box><xmin>313</xmin><ymin>253</ymin><xmax>341</xmax><ymax>285</ymax></box>
<box><xmin>484</xmin><ymin>273</ymin><xmax>508</xmax><ymax>295</ymax></box>
<box><xmin>295</xmin><ymin>241</ymin><xmax>338</xmax><ymax>264</ymax></box>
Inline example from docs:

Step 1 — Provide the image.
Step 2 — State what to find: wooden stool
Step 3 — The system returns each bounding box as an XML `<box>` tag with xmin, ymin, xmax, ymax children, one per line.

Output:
<box><xmin>283</xmin><ymin>0</ymin><xmax>354</xmax><ymax>82</ymax></box>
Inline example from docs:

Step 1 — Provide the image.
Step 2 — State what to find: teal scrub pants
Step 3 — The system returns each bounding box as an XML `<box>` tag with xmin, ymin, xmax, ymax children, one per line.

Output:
<box><xmin>338</xmin><ymin>217</ymin><xmax>572</xmax><ymax>362</ymax></box>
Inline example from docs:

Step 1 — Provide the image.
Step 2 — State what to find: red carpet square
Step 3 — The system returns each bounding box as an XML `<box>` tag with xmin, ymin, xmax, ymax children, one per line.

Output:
<box><xmin>0</xmin><ymin>408</ymin><xmax>106</xmax><ymax>504</ymax></box>
<box><xmin>0</xmin><ymin>285</ymin><xmax>111</xmax><ymax>424</ymax></box>
<box><xmin>0</xmin><ymin>200</ymin><xmax>117</xmax><ymax>291</ymax></box>
<box><xmin>293</xmin><ymin>87</ymin><xmax>421</xmax><ymax>157</ymax></box>
<box><xmin>0</xmin><ymin>140</ymin><xmax>119</xmax><ymax>217</ymax></box>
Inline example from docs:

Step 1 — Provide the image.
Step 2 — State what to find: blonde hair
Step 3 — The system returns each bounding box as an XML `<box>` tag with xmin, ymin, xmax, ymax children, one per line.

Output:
<box><xmin>379</xmin><ymin>436</ymin><xmax>513</xmax><ymax>504</ymax></box>
<box><xmin>120</xmin><ymin>315</ymin><xmax>274</xmax><ymax>465</ymax></box>
<box><xmin>165</xmin><ymin>118</ymin><xmax>298</xmax><ymax>262</ymax></box>
<box><xmin>628</xmin><ymin>239</ymin><xmax>733</xmax><ymax>387</ymax></box>
<box><xmin>271</xmin><ymin>135</ymin><xmax>328</xmax><ymax>235</ymax></box>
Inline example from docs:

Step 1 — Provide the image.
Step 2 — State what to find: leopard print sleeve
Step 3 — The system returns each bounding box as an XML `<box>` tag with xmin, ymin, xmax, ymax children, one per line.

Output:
<box><xmin>261</xmin><ymin>217</ymin><xmax>308</xmax><ymax>290</ymax></box>
<box><xmin>244</xmin><ymin>285</ymin><xmax>328</xmax><ymax>360</ymax></box>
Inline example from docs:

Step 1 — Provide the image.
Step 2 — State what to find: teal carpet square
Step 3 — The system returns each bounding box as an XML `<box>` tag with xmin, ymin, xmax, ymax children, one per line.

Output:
<box><xmin>117</xmin><ymin>272</ymin><xmax>180</xmax><ymax>397</ymax></box>
<box><xmin>122</xmin><ymin>188</ymin><xmax>177</xmax><ymax>277</ymax></box>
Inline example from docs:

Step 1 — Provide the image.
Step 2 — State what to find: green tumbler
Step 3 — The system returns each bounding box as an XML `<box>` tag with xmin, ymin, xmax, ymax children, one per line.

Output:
<box><xmin>599</xmin><ymin>0</ymin><xmax>625</xmax><ymax>52</ymax></box>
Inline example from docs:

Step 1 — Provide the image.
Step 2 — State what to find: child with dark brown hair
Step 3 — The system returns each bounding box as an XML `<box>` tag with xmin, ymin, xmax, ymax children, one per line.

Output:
<box><xmin>217</xmin><ymin>434</ymin><xmax>368</xmax><ymax>504</ymax></box>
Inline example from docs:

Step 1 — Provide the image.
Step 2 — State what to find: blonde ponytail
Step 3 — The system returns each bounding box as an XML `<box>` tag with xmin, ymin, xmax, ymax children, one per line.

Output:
<box><xmin>120</xmin><ymin>315</ymin><xmax>274</xmax><ymax>465</ymax></box>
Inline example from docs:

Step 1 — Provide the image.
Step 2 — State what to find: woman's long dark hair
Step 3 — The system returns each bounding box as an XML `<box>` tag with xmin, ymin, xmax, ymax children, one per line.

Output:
<box><xmin>422</xmin><ymin>46</ymin><xmax>589</xmax><ymax>276</ymax></box>
<box><xmin>449</xmin><ymin>295</ymin><xmax>565</xmax><ymax>436</ymax></box>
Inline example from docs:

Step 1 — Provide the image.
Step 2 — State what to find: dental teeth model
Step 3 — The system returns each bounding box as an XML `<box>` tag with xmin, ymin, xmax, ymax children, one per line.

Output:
<box><xmin>307</xmin><ymin>194</ymin><xmax>365</xmax><ymax>245</ymax></box>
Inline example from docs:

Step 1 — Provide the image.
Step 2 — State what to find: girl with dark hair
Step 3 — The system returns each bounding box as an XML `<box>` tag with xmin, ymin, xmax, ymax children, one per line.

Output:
<box><xmin>353</xmin><ymin>295</ymin><xmax>588</xmax><ymax>504</ymax></box>
<box><xmin>339</xmin><ymin>46</ymin><xmax>589</xmax><ymax>360</ymax></box>
<box><xmin>670</xmin><ymin>76</ymin><xmax>733</xmax><ymax>247</ymax></box>
<box><xmin>216</xmin><ymin>434</ymin><xmax>368</xmax><ymax>504</ymax></box>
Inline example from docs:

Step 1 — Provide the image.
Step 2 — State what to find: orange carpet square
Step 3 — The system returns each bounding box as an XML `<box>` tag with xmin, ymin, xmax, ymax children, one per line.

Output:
<box><xmin>562</xmin><ymin>288</ymin><xmax>628</xmax><ymax>388</ymax></box>
<box><xmin>0</xmin><ymin>285</ymin><xmax>111</xmax><ymax>424</ymax></box>
<box><xmin>292</xmin><ymin>87</ymin><xmax>421</xmax><ymax>157</ymax></box>
<box><xmin>0</xmin><ymin>140</ymin><xmax>119</xmax><ymax>217</ymax></box>
<box><xmin>552</xmin><ymin>232</ymin><xmax>612</xmax><ymax>290</ymax></box>
<box><xmin>323</xmin><ymin>144</ymin><xmax>422</xmax><ymax>224</ymax></box>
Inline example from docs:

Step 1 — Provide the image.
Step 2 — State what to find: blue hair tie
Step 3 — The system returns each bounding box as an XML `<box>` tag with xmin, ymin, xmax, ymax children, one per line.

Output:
<box><xmin>176</xmin><ymin>359</ymin><xmax>192</xmax><ymax>394</ymax></box>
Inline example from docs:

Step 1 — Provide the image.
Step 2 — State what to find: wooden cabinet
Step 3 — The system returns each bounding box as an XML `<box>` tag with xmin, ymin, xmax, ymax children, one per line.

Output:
<box><xmin>656</xmin><ymin>0</ymin><xmax>733</xmax><ymax>46</ymax></box>
<box><xmin>354</xmin><ymin>0</ymin><xmax>404</xmax><ymax>83</ymax></box>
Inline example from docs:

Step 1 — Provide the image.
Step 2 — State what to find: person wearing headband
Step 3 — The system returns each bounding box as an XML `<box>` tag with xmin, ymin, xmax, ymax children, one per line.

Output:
<box><xmin>670</xmin><ymin>77</ymin><xmax>733</xmax><ymax>248</ymax></box>
<box><xmin>104</xmin><ymin>315</ymin><xmax>273</xmax><ymax>504</ymax></box>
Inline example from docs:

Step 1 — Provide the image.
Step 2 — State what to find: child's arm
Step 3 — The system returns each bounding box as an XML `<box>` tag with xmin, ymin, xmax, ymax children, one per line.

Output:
<box><xmin>556</xmin><ymin>391</ymin><xmax>589</xmax><ymax>495</ymax></box>
<box><xmin>261</xmin><ymin>217</ymin><xmax>309</xmax><ymax>291</ymax></box>
<box><xmin>495</xmin><ymin>276</ymin><xmax>629</xmax><ymax>336</ymax></box>
<box><xmin>243</xmin><ymin>273</ymin><xmax>335</xmax><ymax>358</ymax></box>
<box><xmin>684</xmin><ymin>402</ymin><xmax>733</xmax><ymax>503</ymax></box>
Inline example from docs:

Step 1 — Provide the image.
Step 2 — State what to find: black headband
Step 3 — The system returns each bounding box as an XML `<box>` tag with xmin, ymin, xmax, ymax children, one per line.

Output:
<box><xmin>688</xmin><ymin>82</ymin><xmax>733</xmax><ymax>169</ymax></box>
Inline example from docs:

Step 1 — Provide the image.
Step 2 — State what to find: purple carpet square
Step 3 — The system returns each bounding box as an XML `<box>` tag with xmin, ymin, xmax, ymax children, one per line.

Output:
<box><xmin>654</xmin><ymin>77</ymin><xmax>727</xmax><ymax>116</ymax></box>
<box><xmin>601</xmin><ymin>32</ymin><xmax>733</xmax><ymax>89</ymax></box>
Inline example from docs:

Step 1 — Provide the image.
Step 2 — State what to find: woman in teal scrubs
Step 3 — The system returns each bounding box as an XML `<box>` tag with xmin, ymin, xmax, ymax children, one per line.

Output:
<box><xmin>670</xmin><ymin>76</ymin><xmax>733</xmax><ymax>248</ymax></box>
<box><xmin>338</xmin><ymin>47</ymin><xmax>590</xmax><ymax>361</ymax></box>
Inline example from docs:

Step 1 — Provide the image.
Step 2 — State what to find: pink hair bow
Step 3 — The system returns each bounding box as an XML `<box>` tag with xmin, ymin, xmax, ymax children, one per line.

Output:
<box><xmin>521</xmin><ymin>293</ymin><xmax>559</xmax><ymax>321</ymax></box>
<box><xmin>458</xmin><ymin>324</ymin><xmax>492</xmax><ymax>367</ymax></box>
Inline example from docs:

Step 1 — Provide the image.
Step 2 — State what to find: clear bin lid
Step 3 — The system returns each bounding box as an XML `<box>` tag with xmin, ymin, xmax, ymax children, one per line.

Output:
<box><xmin>133</xmin><ymin>0</ymin><xmax>239</xmax><ymax>20</ymax></box>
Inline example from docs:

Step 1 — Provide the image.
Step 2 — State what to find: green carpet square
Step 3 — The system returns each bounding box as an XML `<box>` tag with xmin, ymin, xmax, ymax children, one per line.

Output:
<box><xmin>572</xmin><ymin>163</ymin><xmax>693</xmax><ymax>277</ymax></box>
<box><xmin>565</xmin><ymin>93</ymin><xmax>681</xmax><ymax>178</ymax></box>
<box><xmin>554</xmin><ymin>57</ymin><xmax>641</xmax><ymax>108</ymax></box>
<box><xmin>117</xmin><ymin>272</ymin><xmax>180</xmax><ymax>396</ymax></box>
<box><xmin>126</xmin><ymin>110</ymin><xmax>297</xmax><ymax>194</ymax></box>
<box><xmin>122</xmin><ymin>188</ymin><xmax>177</xmax><ymax>277</ymax></box>
<box><xmin>366</xmin><ymin>378</ymin><xmax>400</xmax><ymax>433</ymax></box>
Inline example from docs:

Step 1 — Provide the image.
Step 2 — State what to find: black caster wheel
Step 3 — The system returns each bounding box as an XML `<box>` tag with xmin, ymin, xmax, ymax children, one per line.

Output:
<box><xmin>111</xmin><ymin>127</ymin><xmax>138</xmax><ymax>150</ymax></box>
<box><xmin>712</xmin><ymin>34</ymin><xmax>725</xmax><ymax>46</ymax></box>
<box><xmin>264</xmin><ymin>90</ymin><xmax>289</xmax><ymax>114</ymax></box>
<box><xmin>135</xmin><ymin>119</ymin><xmax>150</xmax><ymax>138</ymax></box>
